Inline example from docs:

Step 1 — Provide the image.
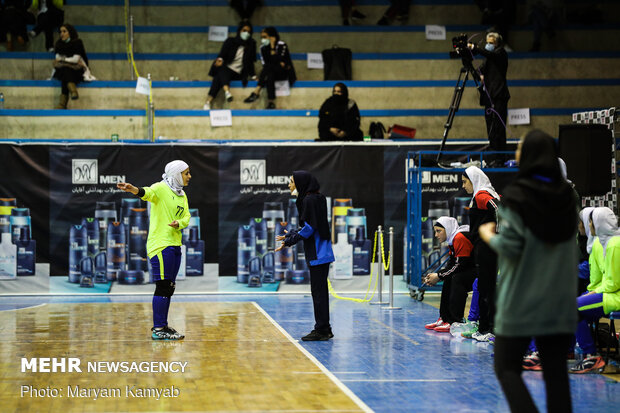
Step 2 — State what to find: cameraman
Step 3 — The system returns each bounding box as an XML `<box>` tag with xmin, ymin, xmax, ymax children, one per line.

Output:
<box><xmin>468</xmin><ymin>32</ymin><xmax>510</xmax><ymax>164</ymax></box>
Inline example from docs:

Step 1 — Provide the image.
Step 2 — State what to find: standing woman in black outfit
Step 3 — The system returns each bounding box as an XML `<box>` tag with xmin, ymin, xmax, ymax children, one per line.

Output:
<box><xmin>243</xmin><ymin>26</ymin><xmax>296</xmax><ymax>109</ymax></box>
<box><xmin>462</xmin><ymin>166</ymin><xmax>500</xmax><ymax>343</ymax></box>
<box><xmin>276</xmin><ymin>171</ymin><xmax>335</xmax><ymax>341</ymax></box>
<box><xmin>203</xmin><ymin>20</ymin><xmax>256</xmax><ymax>110</ymax></box>
<box><xmin>53</xmin><ymin>24</ymin><xmax>88</xmax><ymax>109</ymax></box>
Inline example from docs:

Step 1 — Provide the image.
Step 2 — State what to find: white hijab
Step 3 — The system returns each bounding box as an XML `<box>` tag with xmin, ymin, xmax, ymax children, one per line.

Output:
<box><xmin>579</xmin><ymin>207</ymin><xmax>595</xmax><ymax>254</ymax></box>
<box><xmin>436</xmin><ymin>216</ymin><xmax>469</xmax><ymax>245</ymax></box>
<box><xmin>591</xmin><ymin>207</ymin><xmax>620</xmax><ymax>256</ymax></box>
<box><xmin>162</xmin><ymin>160</ymin><xmax>189</xmax><ymax>196</ymax></box>
<box><xmin>464</xmin><ymin>166</ymin><xmax>500</xmax><ymax>207</ymax></box>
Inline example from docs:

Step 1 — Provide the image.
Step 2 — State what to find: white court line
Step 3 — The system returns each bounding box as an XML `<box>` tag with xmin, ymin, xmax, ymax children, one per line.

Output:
<box><xmin>341</xmin><ymin>379</ymin><xmax>457</xmax><ymax>383</ymax></box>
<box><xmin>0</xmin><ymin>303</ymin><xmax>46</xmax><ymax>312</ymax></box>
<box><xmin>251</xmin><ymin>302</ymin><xmax>374</xmax><ymax>413</ymax></box>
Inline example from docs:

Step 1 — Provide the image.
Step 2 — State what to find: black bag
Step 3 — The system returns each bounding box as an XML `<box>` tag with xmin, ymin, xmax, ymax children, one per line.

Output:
<box><xmin>596</xmin><ymin>322</ymin><xmax>619</xmax><ymax>353</ymax></box>
<box><xmin>322</xmin><ymin>45</ymin><xmax>352</xmax><ymax>81</ymax></box>
<box><xmin>369</xmin><ymin>122</ymin><xmax>386</xmax><ymax>140</ymax></box>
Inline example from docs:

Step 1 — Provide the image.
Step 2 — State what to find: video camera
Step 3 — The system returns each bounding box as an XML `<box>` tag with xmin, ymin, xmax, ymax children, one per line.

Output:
<box><xmin>449</xmin><ymin>33</ymin><xmax>469</xmax><ymax>60</ymax></box>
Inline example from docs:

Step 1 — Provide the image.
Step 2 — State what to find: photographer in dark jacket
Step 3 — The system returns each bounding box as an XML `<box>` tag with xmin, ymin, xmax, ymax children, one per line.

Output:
<box><xmin>204</xmin><ymin>20</ymin><xmax>256</xmax><ymax>110</ymax></box>
<box><xmin>468</xmin><ymin>32</ymin><xmax>510</xmax><ymax>162</ymax></box>
<box><xmin>244</xmin><ymin>26</ymin><xmax>296</xmax><ymax>109</ymax></box>
<box><xmin>317</xmin><ymin>83</ymin><xmax>363</xmax><ymax>141</ymax></box>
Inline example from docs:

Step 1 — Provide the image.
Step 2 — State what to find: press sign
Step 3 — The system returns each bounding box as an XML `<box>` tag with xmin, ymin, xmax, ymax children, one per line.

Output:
<box><xmin>508</xmin><ymin>108</ymin><xmax>530</xmax><ymax>125</ymax></box>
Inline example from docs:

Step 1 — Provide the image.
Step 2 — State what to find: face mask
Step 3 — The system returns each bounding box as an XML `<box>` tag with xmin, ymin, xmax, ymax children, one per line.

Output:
<box><xmin>240</xmin><ymin>31</ymin><xmax>250</xmax><ymax>41</ymax></box>
<box><xmin>261</xmin><ymin>38</ymin><xmax>270</xmax><ymax>47</ymax></box>
<box><xmin>485</xmin><ymin>43</ymin><xmax>495</xmax><ymax>51</ymax></box>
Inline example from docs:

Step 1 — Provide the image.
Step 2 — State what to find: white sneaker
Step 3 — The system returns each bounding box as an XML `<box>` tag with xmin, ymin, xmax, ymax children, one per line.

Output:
<box><xmin>203</xmin><ymin>102</ymin><xmax>210</xmax><ymax>110</ymax></box>
<box><xmin>47</xmin><ymin>47</ymin><xmax>55</xmax><ymax>53</ymax></box>
<box><xmin>472</xmin><ymin>332</ymin><xmax>495</xmax><ymax>343</ymax></box>
<box><xmin>28</xmin><ymin>30</ymin><xmax>36</xmax><ymax>38</ymax></box>
<box><xmin>225</xmin><ymin>90</ymin><xmax>233</xmax><ymax>102</ymax></box>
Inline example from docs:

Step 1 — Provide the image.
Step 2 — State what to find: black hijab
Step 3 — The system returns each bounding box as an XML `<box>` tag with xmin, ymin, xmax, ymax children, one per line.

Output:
<box><xmin>502</xmin><ymin>130</ymin><xmax>577</xmax><ymax>243</ymax></box>
<box><xmin>293</xmin><ymin>170</ymin><xmax>331</xmax><ymax>240</ymax></box>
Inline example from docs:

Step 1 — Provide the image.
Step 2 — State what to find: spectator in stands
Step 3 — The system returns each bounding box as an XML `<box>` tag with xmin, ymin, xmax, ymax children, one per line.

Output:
<box><xmin>230</xmin><ymin>0</ymin><xmax>260</xmax><ymax>22</ymax></box>
<box><xmin>317</xmin><ymin>83</ymin><xmax>363</xmax><ymax>141</ymax></box>
<box><xmin>461</xmin><ymin>166</ymin><xmax>500</xmax><ymax>343</ymax></box>
<box><xmin>423</xmin><ymin>217</ymin><xmax>477</xmax><ymax>333</ymax></box>
<box><xmin>204</xmin><ymin>21</ymin><xmax>256</xmax><ymax>111</ymax></box>
<box><xmin>571</xmin><ymin>207</ymin><xmax>620</xmax><ymax>374</ymax></box>
<box><xmin>0</xmin><ymin>0</ymin><xmax>32</xmax><ymax>51</ymax></box>
<box><xmin>480</xmin><ymin>129</ymin><xmax>578</xmax><ymax>412</ymax></box>
<box><xmin>339</xmin><ymin>1</ymin><xmax>366</xmax><ymax>26</ymax></box>
<box><xmin>53</xmin><ymin>24</ymin><xmax>88</xmax><ymax>109</ymax></box>
<box><xmin>28</xmin><ymin>0</ymin><xmax>64</xmax><ymax>52</ymax></box>
<box><xmin>243</xmin><ymin>26</ymin><xmax>296</xmax><ymax>110</ymax></box>
<box><xmin>377</xmin><ymin>0</ymin><xmax>411</xmax><ymax>25</ymax></box>
<box><xmin>528</xmin><ymin>0</ymin><xmax>557</xmax><ymax>52</ymax></box>
<box><xmin>468</xmin><ymin>32</ymin><xmax>510</xmax><ymax>164</ymax></box>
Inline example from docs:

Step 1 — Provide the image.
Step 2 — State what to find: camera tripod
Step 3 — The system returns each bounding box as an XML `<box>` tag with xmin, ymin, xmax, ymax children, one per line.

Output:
<box><xmin>436</xmin><ymin>63</ymin><xmax>481</xmax><ymax>165</ymax></box>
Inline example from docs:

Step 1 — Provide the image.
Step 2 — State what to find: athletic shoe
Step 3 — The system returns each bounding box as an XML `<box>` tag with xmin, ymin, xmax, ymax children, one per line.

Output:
<box><xmin>450</xmin><ymin>320</ymin><xmax>477</xmax><ymax>337</ymax></box>
<box><xmin>472</xmin><ymin>332</ymin><xmax>495</xmax><ymax>343</ymax></box>
<box><xmin>151</xmin><ymin>326</ymin><xmax>184</xmax><ymax>340</ymax></box>
<box><xmin>225</xmin><ymin>90</ymin><xmax>233</xmax><ymax>102</ymax></box>
<box><xmin>244</xmin><ymin>92</ymin><xmax>259</xmax><ymax>103</ymax></box>
<box><xmin>425</xmin><ymin>317</ymin><xmax>442</xmax><ymax>330</ymax></box>
<box><xmin>461</xmin><ymin>323</ymin><xmax>479</xmax><ymax>339</ymax></box>
<box><xmin>203</xmin><ymin>101</ymin><xmax>210</xmax><ymax>110</ymax></box>
<box><xmin>266</xmin><ymin>101</ymin><xmax>276</xmax><ymax>109</ymax></box>
<box><xmin>301</xmin><ymin>330</ymin><xmax>333</xmax><ymax>341</ymax></box>
<box><xmin>522</xmin><ymin>351</ymin><xmax>542</xmax><ymax>371</ymax></box>
<box><xmin>569</xmin><ymin>355</ymin><xmax>605</xmax><ymax>374</ymax></box>
<box><xmin>351</xmin><ymin>10</ymin><xmax>366</xmax><ymax>20</ymax></box>
<box><xmin>433</xmin><ymin>322</ymin><xmax>452</xmax><ymax>333</ymax></box>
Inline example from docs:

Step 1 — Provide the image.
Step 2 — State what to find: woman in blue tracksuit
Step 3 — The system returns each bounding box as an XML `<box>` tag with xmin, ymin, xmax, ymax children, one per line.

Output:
<box><xmin>276</xmin><ymin>170</ymin><xmax>335</xmax><ymax>341</ymax></box>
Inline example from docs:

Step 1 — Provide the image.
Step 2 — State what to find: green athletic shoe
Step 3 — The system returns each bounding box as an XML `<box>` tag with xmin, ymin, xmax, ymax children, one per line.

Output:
<box><xmin>461</xmin><ymin>323</ymin><xmax>479</xmax><ymax>339</ymax></box>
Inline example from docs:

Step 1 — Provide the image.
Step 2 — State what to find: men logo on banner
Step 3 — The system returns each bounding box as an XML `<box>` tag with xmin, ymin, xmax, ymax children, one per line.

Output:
<box><xmin>240</xmin><ymin>160</ymin><xmax>266</xmax><ymax>185</ymax></box>
<box><xmin>72</xmin><ymin>159</ymin><xmax>98</xmax><ymax>184</ymax></box>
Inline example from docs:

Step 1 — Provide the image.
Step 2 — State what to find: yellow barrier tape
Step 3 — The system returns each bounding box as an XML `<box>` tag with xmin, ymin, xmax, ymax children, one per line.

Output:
<box><xmin>380</xmin><ymin>231</ymin><xmax>391</xmax><ymax>272</ymax></box>
<box><xmin>327</xmin><ymin>231</ymin><xmax>379</xmax><ymax>303</ymax></box>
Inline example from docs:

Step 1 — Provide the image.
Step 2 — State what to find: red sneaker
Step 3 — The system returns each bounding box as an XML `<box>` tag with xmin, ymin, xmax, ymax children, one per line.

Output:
<box><xmin>434</xmin><ymin>322</ymin><xmax>452</xmax><ymax>333</ymax></box>
<box><xmin>425</xmin><ymin>317</ymin><xmax>442</xmax><ymax>330</ymax></box>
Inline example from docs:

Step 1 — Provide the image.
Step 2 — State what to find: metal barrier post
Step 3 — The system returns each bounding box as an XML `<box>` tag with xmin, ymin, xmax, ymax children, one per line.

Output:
<box><xmin>146</xmin><ymin>73</ymin><xmax>154</xmax><ymax>141</ymax></box>
<box><xmin>129</xmin><ymin>15</ymin><xmax>135</xmax><ymax>80</ymax></box>
<box><xmin>383</xmin><ymin>227</ymin><xmax>401</xmax><ymax>310</ymax></box>
<box><xmin>371</xmin><ymin>226</ymin><xmax>388</xmax><ymax>305</ymax></box>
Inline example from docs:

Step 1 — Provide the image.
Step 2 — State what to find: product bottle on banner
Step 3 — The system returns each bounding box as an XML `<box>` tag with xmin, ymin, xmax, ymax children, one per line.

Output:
<box><xmin>262</xmin><ymin>202</ymin><xmax>284</xmax><ymax>251</ymax></box>
<box><xmin>332</xmin><ymin>198</ymin><xmax>352</xmax><ymax>243</ymax></box>
<box><xmin>185</xmin><ymin>227</ymin><xmax>204</xmax><ymax>276</ymax></box>
<box><xmin>262</xmin><ymin>251</ymin><xmax>275</xmax><ymax>283</ymax></box>
<box><xmin>106</xmin><ymin>221</ymin><xmax>126</xmax><ymax>281</ymax></box>
<box><xmin>247</xmin><ymin>256</ymin><xmax>262</xmax><ymax>287</ymax></box>
<box><xmin>128</xmin><ymin>208</ymin><xmax>149</xmax><ymax>271</ymax></box>
<box><xmin>10</xmin><ymin>207</ymin><xmax>31</xmax><ymax>243</ymax></box>
<box><xmin>326</xmin><ymin>197</ymin><xmax>332</xmax><ymax>226</ymax></box>
<box><xmin>250</xmin><ymin>218</ymin><xmax>268</xmax><ymax>257</ymax></box>
<box><xmin>182</xmin><ymin>208</ymin><xmax>201</xmax><ymax>244</ymax></box>
<box><xmin>121</xmin><ymin>198</ymin><xmax>143</xmax><ymax>259</ymax></box>
<box><xmin>403</xmin><ymin>227</ymin><xmax>408</xmax><ymax>282</ymax></box>
<box><xmin>0</xmin><ymin>232</ymin><xmax>17</xmax><ymax>280</ymax></box>
<box><xmin>352</xmin><ymin>227</ymin><xmax>370</xmax><ymax>276</ymax></box>
<box><xmin>0</xmin><ymin>198</ymin><xmax>16</xmax><ymax>235</ymax></box>
<box><xmin>176</xmin><ymin>244</ymin><xmax>187</xmax><ymax>281</ymax></box>
<box><xmin>68</xmin><ymin>224</ymin><xmax>88</xmax><ymax>283</ymax></box>
<box><xmin>346</xmin><ymin>208</ymin><xmax>367</xmax><ymax>243</ymax></box>
<box><xmin>237</xmin><ymin>224</ymin><xmax>256</xmax><ymax>283</ymax></box>
<box><xmin>274</xmin><ymin>221</ymin><xmax>293</xmax><ymax>281</ymax></box>
<box><xmin>333</xmin><ymin>232</ymin><xmax>353</xmax><ymax>279</ymax></box>
<box><xmin>79</xmin><ymin>257</ymin><xmax>94</xmax><ymax>288</ymax></box>
<box><xmin>452</xmin><ymin>197</ymin><xmax>471</xmax><ymax>226</ymax></box>
<box><xmin>95</xmin><ymin>201</ymin><xmax>117</xmax><ymax>252</ymax></box>
<box><xmin>286</xmin><ymin>268</ymin><xmax>310</xmax><ymax>284</ymax></box>
<box><xmin>94</xmin><ymin>251</ymin><xmax>107</xmax><ymax>283</ymax></box>
<box><xmin>15</xmin><ymin>227</ymin><xmax>35</xmax><ymax>276</ymax></box>
<box><xmin>81</xmin><ymin>217</ymin><xmax>100</xmax><ymax>257</ymax></box>
<box><xmin>287</xmin><ymin>199</ymin><xmax>298</xmax><ymax>228</ymax></box>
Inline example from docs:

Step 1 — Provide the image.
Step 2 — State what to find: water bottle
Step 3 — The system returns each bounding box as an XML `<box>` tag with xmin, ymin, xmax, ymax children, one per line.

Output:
<box><xmin>574</xmin><ymin>342</ymin><xmax>584</xmax><ymax>363</ymax></box>
<box><xmin>0</xmin><ymin>92</ymin><xmax>4</xmax><ymax>109</ymax></box>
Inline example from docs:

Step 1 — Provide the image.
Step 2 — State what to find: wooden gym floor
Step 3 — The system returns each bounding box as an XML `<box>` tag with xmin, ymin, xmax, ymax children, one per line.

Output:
<box><xmin>0</xmin><ymin>301</ymin><xmax>369</xmax><ymax>413</ymax></box>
